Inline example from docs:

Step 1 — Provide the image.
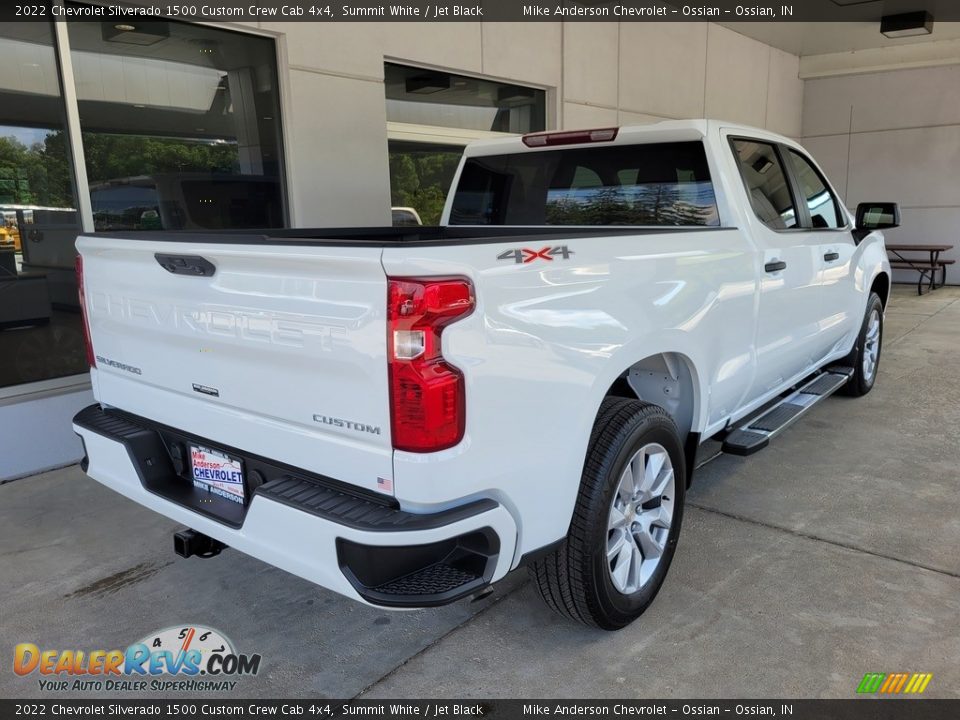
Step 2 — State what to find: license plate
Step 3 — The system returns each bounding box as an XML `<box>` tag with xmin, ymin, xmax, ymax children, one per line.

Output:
<box><xmin>189</xmin><ymin>445</ymin><xmax>245</xmax><ymax>505</ymax></box>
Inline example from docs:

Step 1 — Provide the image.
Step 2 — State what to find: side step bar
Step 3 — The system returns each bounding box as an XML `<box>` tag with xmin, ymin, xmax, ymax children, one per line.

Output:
<box><xmin>722</xmin><ymin>367</ymin><xmax>854</xmax><ymax>456</ymax></box>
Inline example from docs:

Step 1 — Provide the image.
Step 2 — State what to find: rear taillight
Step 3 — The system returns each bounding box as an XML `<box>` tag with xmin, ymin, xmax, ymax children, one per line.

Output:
<box><xmin>387</xmin><ymin>277</ymin><xmax>474</xmax><ymax>453</ymax></box>
<box><xmin>75</xmin><ymin>255</ymin><xmax>96</xmax><ymax>368</ymax></box>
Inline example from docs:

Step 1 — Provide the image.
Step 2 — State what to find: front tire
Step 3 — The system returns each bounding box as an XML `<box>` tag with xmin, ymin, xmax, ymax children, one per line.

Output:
<box><xmin>530</xmin><ymin>398</ymin><xmax>686</xmax><ymax>630</ymax></box>
<box><xmin>841</xmin><ymin>292</ymin><xmax>884</xmax><ymax>397</ymax></box>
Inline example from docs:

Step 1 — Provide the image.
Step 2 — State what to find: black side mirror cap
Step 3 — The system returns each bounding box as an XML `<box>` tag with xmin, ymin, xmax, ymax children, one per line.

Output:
<box><xmin>856</xmin><ymin>202</ymin><xmax>900</xmax><ymax>230</ymax></box>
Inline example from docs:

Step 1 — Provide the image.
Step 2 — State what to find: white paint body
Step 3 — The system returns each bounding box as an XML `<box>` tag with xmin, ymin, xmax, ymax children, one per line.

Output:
<box><xmin>74</xmin><ymin>120</ymin><xmax>890</xmax><ymax>604</ymax></box>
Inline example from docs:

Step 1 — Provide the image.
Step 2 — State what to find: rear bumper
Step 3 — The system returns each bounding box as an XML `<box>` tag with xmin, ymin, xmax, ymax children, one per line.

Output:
<box><xmin>73</xmin><ymin>404</ymin><xmax>516</xmax><ymax>607</ymax></box>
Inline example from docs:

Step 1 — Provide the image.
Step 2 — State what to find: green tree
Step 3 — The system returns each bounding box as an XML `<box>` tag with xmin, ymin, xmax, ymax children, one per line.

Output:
<box><xmin>389</xmin><ymin>148</ymin><xmax>462</xmax><ymax>225</ymax></box>
<box><xmin>80</xmin><ymin>133</ymin><xmax>238</xmax><ymax>183</ymax></box>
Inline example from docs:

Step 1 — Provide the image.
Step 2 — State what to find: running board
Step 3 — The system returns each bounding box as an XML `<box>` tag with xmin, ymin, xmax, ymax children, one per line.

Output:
<box><xmin>721</xmin><ymin>367</ymin><xmax>854</xmax><ymax>457</ymax></box>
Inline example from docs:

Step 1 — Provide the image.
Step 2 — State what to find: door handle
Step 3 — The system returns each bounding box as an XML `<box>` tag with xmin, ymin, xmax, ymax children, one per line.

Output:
<box><xmin>155</xmin><ymin>253</ymin><xmax>216</xmax><ymax>277</ymax></box>
<box><xmin>764</xmin><ymin>260</ymin><xmax>787</xmax><ymax>273</ymax></box>
<box><xmin>823</xmin><ymin>252</ymin><xmax>840</xmax><ymax>262</ymax></box>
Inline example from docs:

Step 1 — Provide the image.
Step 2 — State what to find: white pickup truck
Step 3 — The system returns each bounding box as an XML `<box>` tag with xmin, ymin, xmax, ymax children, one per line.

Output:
<box><xmin>74</xmin><ymin>120</ymin><xmax>896</xmax><ymax>629</ymax></box>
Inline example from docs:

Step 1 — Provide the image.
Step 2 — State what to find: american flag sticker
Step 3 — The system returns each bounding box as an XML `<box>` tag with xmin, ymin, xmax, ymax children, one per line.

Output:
<box><xmin>377</xmin><ymin>476</ymin><xmax>394</xmax><ymax>494</ymax></box>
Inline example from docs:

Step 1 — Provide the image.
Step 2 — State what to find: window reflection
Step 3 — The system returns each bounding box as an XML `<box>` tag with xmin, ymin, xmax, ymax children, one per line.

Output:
<box><xmin>385</xmin><ymin>63</ymin><xmax>546</xmax><ymax>134</ymax></box>
<box><xmin>732</xmin><ymin>140</ymin><xmax>798</xmax><ymax>231</ymax></box>
<box><xmin>451</xmin><ymin>142</ymin><xmax>720</xmax><ymax>227</ymax></box>
<box><xmin>389</xmin><ymin>141</ymin><xmax>463</xmax><ymax>226</ymax></box>
<box><xmin>0</xmin><ymin>22</ymin><xmax>85</xmax><ymax>388</ymax></box>
<box><xmin>66</xmin><ymin>11</ymin><xmax>287</xmax><ymax>231</ymax></box>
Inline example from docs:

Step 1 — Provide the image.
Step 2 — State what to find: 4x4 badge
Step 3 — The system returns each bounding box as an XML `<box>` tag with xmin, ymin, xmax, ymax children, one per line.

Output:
<box><xmin>497</xmin><ymin>246</ymin><xmax>575</xmax><ymax>264</ymax></box>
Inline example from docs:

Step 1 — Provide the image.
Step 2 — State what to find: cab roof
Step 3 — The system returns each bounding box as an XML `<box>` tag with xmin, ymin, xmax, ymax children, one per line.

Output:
<box><xmin>461</xmin><ymin>119</ymin><xmax>798</xmax><ymax>157</ymax></box>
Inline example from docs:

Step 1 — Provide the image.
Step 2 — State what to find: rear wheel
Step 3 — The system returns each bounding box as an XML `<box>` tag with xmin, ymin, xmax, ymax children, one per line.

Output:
<box><xmin>530</xmin><ymin>398</ymin><xmax>686</xmax><ymax>630</ymax></box>
<box><xmin>841</xmin><ymin>292</ymin><xmax>883</xmax><ymax>397</ymax></box>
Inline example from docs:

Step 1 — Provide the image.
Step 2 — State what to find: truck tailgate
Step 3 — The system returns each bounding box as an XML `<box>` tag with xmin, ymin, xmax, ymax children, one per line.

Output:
<box><xmin>76</xmin><ymin>235</ymin><xmax>392</xmax><ymax>495</ymax></box>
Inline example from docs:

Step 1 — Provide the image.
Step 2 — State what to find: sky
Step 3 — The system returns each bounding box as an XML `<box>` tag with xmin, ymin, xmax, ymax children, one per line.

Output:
<box><xmin>0</xmin><ymin>126</ymin><xmax>55</xmax><ymax>148</ymax></box>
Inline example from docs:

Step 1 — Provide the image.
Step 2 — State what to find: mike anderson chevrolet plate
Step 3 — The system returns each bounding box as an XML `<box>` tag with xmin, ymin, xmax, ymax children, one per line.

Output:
<box><xmin>190</xmin><ymin>445</ymin><xmax>245</xmax><ymax>505</ymax></box>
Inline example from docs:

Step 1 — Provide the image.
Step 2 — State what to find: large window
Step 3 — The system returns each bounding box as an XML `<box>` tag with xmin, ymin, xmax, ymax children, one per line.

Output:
<box><xmin>67</xmin><ymin>11</ymin><xmax>287</xmax><ymax>232</ymax></box>
<box><xmin>0</xmin><ymin>16</ymin><xmax>287</xmax><ymax>392</ymax></box>
<box><xmin>385</xmin><ymin>64</ymin><xmax>546</xmax><ymax>226</ymax></box>
<box><xmin>449</xmin><ymin>142</ymin><xmax>719</xmax><ymax>227</ymax></box>
<box><xmin>385</xmin><ymin>63</ymin><xmax>546</xmax><ymax>135</ymax></box>
<box><xmin>0</xmin><ymin>23</ymin><xmax>84</xmax><ymax>389</ymax></box>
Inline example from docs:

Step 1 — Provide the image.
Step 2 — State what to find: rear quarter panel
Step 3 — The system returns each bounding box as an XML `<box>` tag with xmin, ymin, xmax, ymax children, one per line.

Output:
<box><xmin>382</xmin><ymin>228</ymin><xmax>757</xmax><ymax>562</ymax></box>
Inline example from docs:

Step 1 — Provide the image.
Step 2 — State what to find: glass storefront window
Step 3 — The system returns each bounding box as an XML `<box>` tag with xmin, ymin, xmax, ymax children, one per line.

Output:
<box><xmin>389</xmin><ymin>142</ymin><xmax>464</xmax><ymax>226</ymax></box>
<box><xmin>385</xmin><ymin>64</ymin><xmax>545</xmax><ymax>225</ymax></box>
<box><xmin>1</xmin><ymin>15</ymin><xmax>288</xmax><ymax>391</ymax></box>
<box><xmin>0</xmin><ymin>22</ymin><xmax>85</xmax><ymax>388</ymax></box>
<box><xmin>66</xmin><ymin>11</ymin><xmax>287</xmax><ymax>232</ymax></box>
<box><xmin>385</xmin><ymin>63</ymin><xmax>546</xmax><ymax>134</ymax></box>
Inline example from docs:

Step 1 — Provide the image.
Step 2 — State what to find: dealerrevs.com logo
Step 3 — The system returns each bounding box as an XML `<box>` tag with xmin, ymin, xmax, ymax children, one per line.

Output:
<box><xmin>14</xmin><ymin>625</ymin><xmax>261</xmax><ymax>693</ymax></box>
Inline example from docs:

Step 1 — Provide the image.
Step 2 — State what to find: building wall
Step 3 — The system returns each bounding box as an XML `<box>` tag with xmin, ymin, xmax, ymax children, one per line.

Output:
<box><xmin>254</xmin><ymin>21</ymin><xmax>803</xmax><ymax>227</ymax></box>
<box><xmin>0</xmin><ymin>388</ymin><xmax>92</xmax><ymax>482</ymax></box>
<box><xmin>802</xmin><ymin>64</ymin><xmax>960</xmax><ymax>283</ymax></box>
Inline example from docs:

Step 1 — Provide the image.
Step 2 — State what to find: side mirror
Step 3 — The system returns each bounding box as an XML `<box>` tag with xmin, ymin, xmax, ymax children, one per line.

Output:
<box><xmin>856</xmin><ymin>202</ymin><xmax>900</xmax><ymax>230</ymax></box>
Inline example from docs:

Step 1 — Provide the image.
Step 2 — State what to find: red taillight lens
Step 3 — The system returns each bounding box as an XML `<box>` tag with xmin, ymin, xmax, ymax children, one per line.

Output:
<box><xmin>387</xmin><ymin>277</ymin><xmax>474</xmax><ymax>452</ymax></box>
<box><xmin>75</xmin><ymin>254</ymin><xmax>96</xmax><ymax>368</ymax></box>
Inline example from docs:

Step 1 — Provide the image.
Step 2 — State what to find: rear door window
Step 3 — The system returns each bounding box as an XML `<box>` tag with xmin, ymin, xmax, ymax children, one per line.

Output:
<box><xmin>731</xmin><ymin>139</ymin><xmax>798</xmax><ymax>231</ymax></box>
<box><xmin>449</xmin><ymin>141</ymin><xmax>719</xmax><ymax>226</ymax></box>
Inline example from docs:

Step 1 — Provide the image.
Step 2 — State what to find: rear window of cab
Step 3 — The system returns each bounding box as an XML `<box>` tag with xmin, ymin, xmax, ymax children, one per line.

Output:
<box><xmin>449</xmin><ymin>141</ymin><xmax>719</xmax><ymax>227</ymax></box>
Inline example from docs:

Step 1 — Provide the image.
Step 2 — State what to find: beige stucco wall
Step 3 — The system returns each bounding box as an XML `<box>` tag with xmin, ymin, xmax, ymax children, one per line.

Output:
<box><xmin>802</xmin><ymin>63</ymin><xmax>960</xmax><ymax>281</ymax></box>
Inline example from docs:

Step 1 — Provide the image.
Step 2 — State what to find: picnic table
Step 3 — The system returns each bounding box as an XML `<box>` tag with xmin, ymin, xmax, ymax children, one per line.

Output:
<box><xmin>886</xmin><ymin>243</ymin><xmax>954</xmax><ymax>295</ymax></box>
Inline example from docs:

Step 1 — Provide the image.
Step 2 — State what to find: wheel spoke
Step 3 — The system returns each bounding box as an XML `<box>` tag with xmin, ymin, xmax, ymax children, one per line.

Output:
<box><xmin>627</xmin><ymin>535</ymin><xmax>643</xmax><ymax>591</ymax></box>
<box><xmin>608</xmin><ymin>504</ymin><xmax>629</xmax><ymax>529</ymax></box>
<box><xmin>630</xmin><ymin>452</ymin><xmax>645</xmax><ymax>495</ymax></box>
<box><xmin>617</xmin><ymin>465</ymin><xmax>634</xmax><ymax>503</ymax></box>
<box><xmin>607</xmin><ymin>528</ymin><xmax>627</xmax><ymax>562</ymax></box>
<box><xmin>635</xmin><ymin>526</ymin><xmax>665</xmax><ymax>560</ymax></box>
<box><xmin>610</xmin><ymin>542</ymin><xmax>633</xmax><ymax>591</ymax></box>
<box><xmin>640</xmin><ymin>449</ymin><xmax>666</xmax><ymax>495</ymax></box>
<box><xmin>638</xmin><ymin>556</ymin><xmax>658</xmax><ymax>588</ymax></box>
<box><xmin>641</xmin><ymin>503</ymin><xmax>672</xmax><ymax>531</ymax></box>
<box><xmin>649</xmin><ymin>466</ymin><xmax>674</xmax><ymax>499</ymax></box>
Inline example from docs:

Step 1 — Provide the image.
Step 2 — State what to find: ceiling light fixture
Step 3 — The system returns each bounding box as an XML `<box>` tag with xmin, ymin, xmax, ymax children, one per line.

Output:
<box><xmin>101</xmin><ymin>21</ymin><xmax>169</xmax><ymax>45</ymax></box>
<box><xmin>405</xmin><ymin>74</ymin><xmax>450</xmax><ymax>94</ymax></box>
<box><xmin>881</xmin><ymin>11</ymin><xmax>934</xmax><ymax>38</ymax></box>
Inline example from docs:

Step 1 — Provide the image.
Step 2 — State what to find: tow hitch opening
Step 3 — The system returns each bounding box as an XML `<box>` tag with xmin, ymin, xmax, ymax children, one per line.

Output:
<box><xmin>174</xmin><ymin>529</ymin><xmax>227</xmax><ymax>559</ymax></box>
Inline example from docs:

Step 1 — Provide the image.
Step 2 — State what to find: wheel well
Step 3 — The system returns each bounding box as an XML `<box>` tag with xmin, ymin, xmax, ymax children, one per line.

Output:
<box><xmin>604</xmin><ymin>353</ymin><xmax>696</xmax><ymax>440</ymax></box>
<box><xmin>871</xmin><ymin>272</ymin><xmax>890</xmax><ymax>309</ymax></box>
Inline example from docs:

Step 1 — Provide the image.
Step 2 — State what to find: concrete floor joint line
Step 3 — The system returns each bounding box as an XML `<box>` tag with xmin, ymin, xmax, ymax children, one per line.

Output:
<box><xmin>885</xmin><ymin>294</ymin><xmax>959</xmax><ymax>349</ymax></box>
<box><xmin>687</xmin><ymin>502</ymin><xmax>960</xmax><ymax>581</ymax></box>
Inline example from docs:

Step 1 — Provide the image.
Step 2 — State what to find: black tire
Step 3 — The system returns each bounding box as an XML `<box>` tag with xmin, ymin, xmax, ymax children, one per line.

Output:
<box><xmin>840</xmin><ymin>292</ymin><xmax>884</xmax><ymax>397</ymax></box>
<box><xmin>529</xmin><ymin>398</ymin><xmax>686</xmax><ymax>630</ymax></box>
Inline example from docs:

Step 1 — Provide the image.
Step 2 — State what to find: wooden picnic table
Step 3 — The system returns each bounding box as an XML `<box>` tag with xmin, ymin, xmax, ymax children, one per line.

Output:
<box><xmin>886</xmin><ymin>243</ymin><xmax>954</xmax><ymax>295</ymax></box>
